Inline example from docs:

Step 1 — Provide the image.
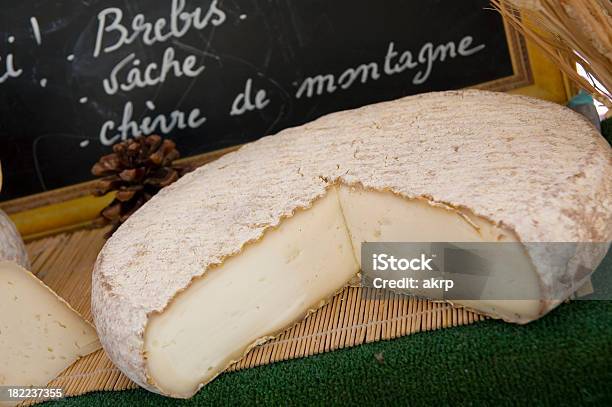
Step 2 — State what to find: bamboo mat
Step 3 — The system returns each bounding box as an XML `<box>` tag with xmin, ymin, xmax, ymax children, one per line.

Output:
<box><xmin>23</xmin><ymin>226</ymin><xmax>485</xmax><ymax>403</ymax></box>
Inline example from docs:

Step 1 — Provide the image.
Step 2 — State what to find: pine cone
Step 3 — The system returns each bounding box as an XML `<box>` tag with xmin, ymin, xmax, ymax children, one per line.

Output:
<box><xmin>91</xmin><ymin>135</ymin><xmax>190</xmax><ymax>236</ymax></box>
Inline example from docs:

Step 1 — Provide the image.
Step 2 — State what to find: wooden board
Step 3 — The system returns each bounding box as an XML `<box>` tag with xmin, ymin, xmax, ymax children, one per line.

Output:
<box><xmin>21</xmin><ymin>225</ymin><xmax>485</xmax><ymax>404</ymax></box>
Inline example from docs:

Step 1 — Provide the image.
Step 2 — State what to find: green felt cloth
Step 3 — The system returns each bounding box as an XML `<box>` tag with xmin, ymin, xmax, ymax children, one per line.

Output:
<box><xmin>50</xmin><ymin>119</ymin><xmax>612</xmax><ymax>406</ymax></box>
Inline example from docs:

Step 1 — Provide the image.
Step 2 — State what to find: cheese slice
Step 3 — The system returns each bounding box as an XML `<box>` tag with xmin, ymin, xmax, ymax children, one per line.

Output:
<box><xmin>0</xmin><ymin>261</ymin><xmax>100</xmax><ymax>402</ymax></box>
<box><xmin>92</xmin><ymin>90</ymin><xmax>611</xmax><ymax>398</ymax></box>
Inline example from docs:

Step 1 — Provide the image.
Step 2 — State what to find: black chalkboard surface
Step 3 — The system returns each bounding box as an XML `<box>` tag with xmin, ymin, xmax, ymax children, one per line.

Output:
<box><xmin>0</xmin><ymin>0</ymin><xmax>527</xmax><ymax>200</ymax></box>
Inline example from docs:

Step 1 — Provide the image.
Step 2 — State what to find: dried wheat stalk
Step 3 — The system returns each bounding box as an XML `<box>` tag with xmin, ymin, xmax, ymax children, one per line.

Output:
<box><xmin>492</xmin><ymin>0</ymin><xmax>612</xmax><ymax>107</ymax></box>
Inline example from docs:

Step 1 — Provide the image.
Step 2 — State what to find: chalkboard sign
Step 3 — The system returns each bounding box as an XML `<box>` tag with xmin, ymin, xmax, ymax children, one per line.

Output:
<box><xmin>0</xmin><ymin>0</ymin><xmax>531</xmax><ymax>200</ymax></box>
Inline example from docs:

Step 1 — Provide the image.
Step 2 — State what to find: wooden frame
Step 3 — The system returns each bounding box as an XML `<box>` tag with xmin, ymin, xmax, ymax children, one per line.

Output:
<box><xmin>475</xmin><ymin>8</ymin><xmax>533</xmax><ymax>93</ymax></box>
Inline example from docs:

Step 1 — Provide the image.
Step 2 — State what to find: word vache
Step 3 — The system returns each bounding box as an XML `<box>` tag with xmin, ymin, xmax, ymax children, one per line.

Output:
<box><xmin>102</xmin><ymin>47</ymin><xmax>204</xmax><ymax>95</ymax></box>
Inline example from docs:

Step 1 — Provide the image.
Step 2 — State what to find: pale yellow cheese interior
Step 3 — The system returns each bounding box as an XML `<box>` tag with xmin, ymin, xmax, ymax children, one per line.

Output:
<box><xmin>145</xmin><ymin>185</ymin><xmax>541</xmax><ymax>397</ymax></box>
<box><xmin>338</xmin><ymin>186</ymin><xmax>540</xmax><ymax>322</ymax></box>
<box><xmin>0</xmin><ymin>261</ymin><xmax>100</xmax><ymax>396</ymax></box>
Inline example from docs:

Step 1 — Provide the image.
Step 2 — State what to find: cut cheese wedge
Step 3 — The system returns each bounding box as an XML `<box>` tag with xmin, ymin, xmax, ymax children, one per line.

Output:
<box><xmin>0</xmin><ymin>261</ymin><xmax>100</xmax><ymax>402</ymax></box>
<box><xmin>143</xmin><ymin>185</ymin><xmax>547</xmax><ymax>397</ymax></box>
<box><xmin>92</xmin><ymin>90</ymin><xmax>611</xmax><ymax>398</ymax></box>
<box><xmin>338</xmin><ymin>185</ymin><xmax>543</xmax><ymax>321</ymax></box>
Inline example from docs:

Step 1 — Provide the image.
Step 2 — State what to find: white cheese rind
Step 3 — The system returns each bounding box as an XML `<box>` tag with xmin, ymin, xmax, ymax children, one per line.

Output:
<box><xmin>0</xmin><ymin>261</ymin><xmax>100</xmax><ymax>398</ymax></box>
<box><xmin>92</xmin><ymin>90</ymin><xmax>612</xmax><ymax>396</ymax></box>
<box><xmin>0</xmin><ymin>210</ymin><xmax>29</xmax><ymax>269</ymax></box>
